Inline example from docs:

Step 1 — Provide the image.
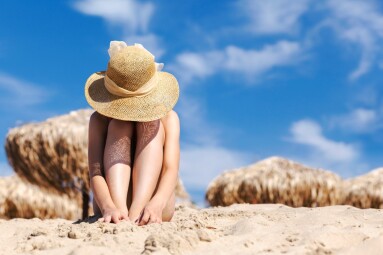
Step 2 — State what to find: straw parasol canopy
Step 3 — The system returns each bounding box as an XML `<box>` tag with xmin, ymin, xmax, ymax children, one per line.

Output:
<box><xmin>342</xmin><ymin>168</ymin><xmax>383</xmax><ymax>209</ymax></box>
<box><xmin>205</xmin><ymin>156</ymin><xmax>344</xmax><ymax>207</ymax></box>
<box><xmin>0</xmin><ymin>175</ymin><xmax>80</xmax><ymax>219</ymax></box>
<box><xmin>5</xmin><ymin>109</ymin><xmax>91</xmax><ymax>217</ymax></box>
<box><xmin>5</xmin><ymin>109</ymin><xmax>191</xmax><ymax>218</ymax></box>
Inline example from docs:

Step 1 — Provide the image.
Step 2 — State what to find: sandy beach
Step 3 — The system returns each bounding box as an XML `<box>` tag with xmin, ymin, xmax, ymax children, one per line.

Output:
<box><xmin>2</xmin><ymin>0</ymin><xmax>383</xmax><ymax>254</ymax></box>
<box><xmin>0</xmin><ymin>203</ymin><xmax>382</xmax><ymax>255</ymax></box>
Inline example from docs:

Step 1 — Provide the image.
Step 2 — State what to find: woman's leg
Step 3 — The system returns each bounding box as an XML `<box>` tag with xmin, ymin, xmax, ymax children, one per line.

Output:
<box><xmin>103</xmin><ymin>119</ymin><xmax>135</xmax><ymax>217</ymax></box>
<box><xmin>162</xmin><ymin>191</ymin><xmax>175</xmax><ymax>221</ymax></box>
<box><xmin>151</xmin><ymin>180</ymin><xmax>176</xmax><ymax>222</ymax></box>
<box><xmin>88</xmin><ymin>112</ymin><xmax>112</xmax><ymax>216</ymax></box>
<box><xmin>128</xmin><ymin>119</ymin><xmax>165</xmax><ymax>222</ymax></box>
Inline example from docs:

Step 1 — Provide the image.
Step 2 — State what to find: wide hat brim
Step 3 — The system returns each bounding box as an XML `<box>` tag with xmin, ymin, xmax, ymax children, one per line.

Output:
<box><xmin>84</xmin><ymin>71</ymin><xmax>179</xmax><ymax>122</ymax></box>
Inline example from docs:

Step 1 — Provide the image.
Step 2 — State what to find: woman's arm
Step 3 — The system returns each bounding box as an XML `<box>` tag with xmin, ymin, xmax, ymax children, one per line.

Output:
<box><xmin>151</xmin><ymin>111</ymin><xmax>180</xmax><ymax>207</ymax></box>
<box><xmin>135</xmin><ymin>111</ymin><xmax>180</xmax><ymax>225</ymax></box>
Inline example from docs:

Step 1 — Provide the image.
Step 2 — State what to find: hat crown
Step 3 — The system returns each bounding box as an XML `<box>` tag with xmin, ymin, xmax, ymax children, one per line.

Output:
<box><xmin>105</xmin><ymin>46</ymin><xmax>156</xmax><ymax>92</ymax></box>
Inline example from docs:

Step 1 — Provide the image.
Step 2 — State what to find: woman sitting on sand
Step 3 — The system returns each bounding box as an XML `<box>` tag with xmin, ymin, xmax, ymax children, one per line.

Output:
<box><xmin>84</xmin><ymin>41</ymin><xmax>180</xmax><ymax>225</ymax></box>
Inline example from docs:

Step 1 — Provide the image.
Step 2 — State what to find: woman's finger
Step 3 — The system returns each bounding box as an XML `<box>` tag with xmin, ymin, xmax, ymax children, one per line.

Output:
<box><xmin>147</xmin><ymin>218</ymin><xmax>154</xmax><ymax>224</ymax></box>
<box><xmin>121</xmin><ymin>212</ymin><xmax>129</xmax><ymax>221</ymax></box>
<box><xmin>138</xmin><ymin>211</ymin><xmax>150</xmax><ymax>226</ymax></box>
<box><xmin>149</xmin><ymin>216</ymin><xmax>160</xmax><ymax>224</ymax></box>
<box><xmin>111</xmin><ymin>215</ymin><xmax>120</xmax><ymax>224</ymax></box>
<box><xmin>104</xmin><ymin>215</ymin><xmax>112</xmax><ymax>223</ymax></box>
<box><xmin>135</xmin><ymin>210</ymin><xmax>144</xmax><ymax>224</ymax></box>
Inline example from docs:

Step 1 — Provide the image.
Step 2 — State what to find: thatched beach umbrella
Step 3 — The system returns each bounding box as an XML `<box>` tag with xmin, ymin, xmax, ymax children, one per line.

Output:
<box><xmin>205</xmin><ymin>156</ymin><xmax>344</xmax><ymax>207</ymax></box>
<box><xmin>5</xmin><ymin>109</ymin><xmax>91</xmax><ymax>218</ymax></box>
<box><xmin>0</xmin><ymin>175</ymin><xmax>80</xmax><ymax>219</ymax></box>
<box><xmin>5</xmin><ymin>109</ymin><xmax>191</xmax><ymax>219</ymax></box>
<box><xmin>342</xmin><ymin>168</ymin><xmax>383</xmax><ymax>209</ymax></box>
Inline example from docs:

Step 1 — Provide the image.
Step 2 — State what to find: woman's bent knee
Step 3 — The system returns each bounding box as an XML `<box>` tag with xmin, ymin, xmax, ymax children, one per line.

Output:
<box><xmin>136</xmin><ymin>120</ymin><xmax>161</xmax><ymax>137</ymax></box>
<box><xmin>90</xmin><ymin>111</ymin><xmax>111</xmax><ymax>125</ymax></box>
<box><xmin>108</xmin><ymin>119</ymin><xmax>135</xmax><ymax>136</ymax></box>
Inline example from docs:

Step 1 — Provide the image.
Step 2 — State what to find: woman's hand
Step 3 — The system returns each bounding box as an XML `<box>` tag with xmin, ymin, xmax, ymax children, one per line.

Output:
<box><xmin>136</xmin><ymin>196</ymin><xmax>166</xmax><ymax>226</ymax></box>
<box><xmin>98</xmin><ymin>206</ymin><xmax>129</xmax><ymax>224</ymax></box>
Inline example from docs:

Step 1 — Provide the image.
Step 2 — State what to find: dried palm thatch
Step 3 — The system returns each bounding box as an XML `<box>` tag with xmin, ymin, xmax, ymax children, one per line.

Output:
<box><xmin>5</xmin><ymin>109</ymin><xmax>92</xmax><ymax>218</ymax></box>
<box><xmin>0</xmin><ymin>175</ymin><xmax>81</xmax><ymax>219</ymax></box>
<box><xmin>342</xmin><ymin>168</ymin><xmax>383</xmax><ymax>209</ymax></box>
<box><xmin>205</xmin><ymin>156</ymin><xmax>344</xmax><ymax>207</ymax></box>
<box><xmin>5</xmin><ymin>109</ymin><xmax>191</xmax><ymax>218</ymax></box>
<box><xmin>175</xmin><ymin>177</ymin><xmax>195</xmax><ymax>207</ymax></box>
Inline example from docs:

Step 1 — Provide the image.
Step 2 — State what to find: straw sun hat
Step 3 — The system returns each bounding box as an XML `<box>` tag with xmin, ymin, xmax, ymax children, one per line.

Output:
<box><xmin>84</xmin><ymin>41</ymin><xmax>179</xmax><ymax>122</ymax></box>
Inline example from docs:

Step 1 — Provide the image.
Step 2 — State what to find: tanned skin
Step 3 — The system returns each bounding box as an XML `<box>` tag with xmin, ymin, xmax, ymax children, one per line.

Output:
<box><xmin>87</xmin><ymin>110</ymin><xmax>180</xmax><ymax>225</ymax></box>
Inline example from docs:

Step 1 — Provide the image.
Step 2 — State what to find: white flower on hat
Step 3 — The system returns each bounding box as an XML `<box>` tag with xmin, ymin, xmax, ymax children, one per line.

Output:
<box><xmin>108</xmin><ymin>41</ymin><xmax>128</xmax><ymax>58</ymax></box>
<box><xmin>107</xmin><ymin>41</ymin><xmax>164</xmax><ymax>71</ymax></box>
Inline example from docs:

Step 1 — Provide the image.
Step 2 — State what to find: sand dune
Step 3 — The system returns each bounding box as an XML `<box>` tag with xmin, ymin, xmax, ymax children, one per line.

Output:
<box><xmin>1</xmin><ymin>203</ymin><xmax>383</xmax><ymax>255</ymax></box>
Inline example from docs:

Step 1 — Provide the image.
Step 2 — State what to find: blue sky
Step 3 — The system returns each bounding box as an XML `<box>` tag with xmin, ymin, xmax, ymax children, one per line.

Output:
<box><xmin>1</xmin><ymin>0</ymin><xmax>383</xmax><ymax>205</ymax></box>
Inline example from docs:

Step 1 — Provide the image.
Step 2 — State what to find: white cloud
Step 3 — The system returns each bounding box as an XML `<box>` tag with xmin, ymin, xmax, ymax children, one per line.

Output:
<box><xmin>237</xmin><ymin>0</ymin><xmax>310</xmax><ymax>35</ymax></box>
<box><xmin>353</xmin><ymin>86</ymin><xmax>379</xmax><ymax>106</ymax></box>
<box><xmin>236</xmin><ymin>0</ymin><xmax>383</xmax><ymax>81</ymax></box>
<box><xmin>180</xmin><ymin>144</ymin><xmax>255</xmax><ymax>190</ymax></box>
<box><xmin>322</xmin><ymin>0</ymin><xmax>383</xmax><ymax>80</ymax></box>
<box><xmin>73</xmin><ymin>0</ymin><xmax>153</xmax><ymax>33</ymax></box>
<box><xmin>0</xmin><ymin>72</ymin><xmax>49</xmax><ymax>108</ymax></box>
<box><xmin>285</xmin><ymin>118</ymin><xmax>368</xmax><ymax>178</ymax></box>
<box><xmin>329</xmin><ymin>108</ymin><xmax>383</xmax><ymax>133</ymax></box>
<box><xmin>72</xmin><ymin>0</ymin><xmax>163</xmax><ymax>56</ymax></box>
<box><xmin>225</xmin><ymin>42</ymin><xmax>302</xmax><ymax>74</ymax></box>
<box><xmin>168</xmin><ymin>51</ymin><xmax>223</xmax><ymax>86</ymax></box>
<box><xmin>285</xmin><ymin>154</ymin><xmax>370</xmax><ymax>179</ymax></box>
<box><xmin>289</xmin><ymin>119</ymin><xmax>359</xmax><ymax>163</ymax></box>
<box><xmin>233</xmin><ymin>0</ymin><xmax>383</xmax><ymax>80</ymax></box>
<box><xmin>169</xmin><ymin>40</ymin><xmax>302</xmax><ymax>85</ymax></box>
